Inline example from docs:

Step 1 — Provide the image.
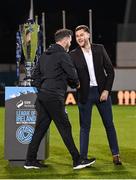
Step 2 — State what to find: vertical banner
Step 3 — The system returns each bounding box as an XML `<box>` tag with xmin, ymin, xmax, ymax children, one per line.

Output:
<box><xmin>5</xmin><ymin>87</ymin><xmax>49</xmax><ymax>165</ymax></box>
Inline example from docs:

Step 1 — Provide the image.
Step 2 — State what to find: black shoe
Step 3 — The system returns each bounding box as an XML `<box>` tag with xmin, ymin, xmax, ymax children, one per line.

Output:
<box><xmin>113</xmin><ymin>155</ymin><xmax>122</xmax><ymax>165</ymax></box>
<box><xmin>24</xmin><ymin>160</ymin><xmax>47</xmax><ymax>169</ymax></box>
<box><xmin>73</xmin><ymin>158</ymin><xmax>96</xmax><ymax>170</ymax></box>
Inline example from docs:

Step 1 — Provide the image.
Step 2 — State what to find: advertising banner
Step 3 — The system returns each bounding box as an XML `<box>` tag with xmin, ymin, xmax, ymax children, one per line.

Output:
<box><xmin>5</xmin><ymin>86</ymin><xmax>49</xmax><ymax>166</ymax></box>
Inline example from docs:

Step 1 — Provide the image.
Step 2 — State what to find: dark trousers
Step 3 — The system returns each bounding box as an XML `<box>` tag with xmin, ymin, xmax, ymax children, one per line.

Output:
<box><xmin>26</xmin><ymin>91</ymin><xmax>80</xmax><ymax>162</ymax></box>
<box><xmin>78</xmin><ymin>86</ymin><xmax>119</xmax><ymax>159</ymax></box>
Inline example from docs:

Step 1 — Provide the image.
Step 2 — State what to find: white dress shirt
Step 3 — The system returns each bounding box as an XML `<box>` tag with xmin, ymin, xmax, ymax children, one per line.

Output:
<box><xmin>82</xmin><ymin>49</ymin><xmax>98</xmax><ymax>86</ymax></box>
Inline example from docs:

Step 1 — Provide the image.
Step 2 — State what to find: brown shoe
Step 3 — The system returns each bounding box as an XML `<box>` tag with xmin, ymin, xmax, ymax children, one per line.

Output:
<box><xmin>113</xmin><ymin>155</ymin><xmax>122</xmax><ymax>165</ymax></box>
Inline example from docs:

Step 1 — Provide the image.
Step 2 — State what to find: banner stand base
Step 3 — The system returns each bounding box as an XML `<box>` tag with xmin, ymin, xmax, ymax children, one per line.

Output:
<box><xmin>8</xmin><ymin>160</ymin><xmax>26</xmax><ymax>167</ymax></box>
<box><xmin>8</xmin><ymin>159</ymin><xmax>45</xmax><ymax>167</ymax></box>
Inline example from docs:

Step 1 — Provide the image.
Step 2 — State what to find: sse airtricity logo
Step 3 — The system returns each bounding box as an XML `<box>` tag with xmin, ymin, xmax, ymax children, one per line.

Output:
<box><xmin>16</xmin><ymin>100</ymin><xmax>23</xmax><ymax>108</ymax></box>
<box><xmin>16</xmin><ymin>125</ymin><xmax>34</xmax><ymax>144</ymax></box>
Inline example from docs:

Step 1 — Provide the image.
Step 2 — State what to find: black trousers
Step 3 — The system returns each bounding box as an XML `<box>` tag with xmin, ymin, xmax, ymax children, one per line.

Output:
<box><xmin>26</xmin><ymin>91</ymin><xmax>80</xmax><ymax>162</ymax></box>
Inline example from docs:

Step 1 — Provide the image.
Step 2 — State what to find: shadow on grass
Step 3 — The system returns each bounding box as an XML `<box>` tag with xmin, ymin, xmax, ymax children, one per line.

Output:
<box><xmin>2</xmin><ymin>159</ymin><xmax>134</xmax><ymax>179</ymax></box>
<box><xmin>3</xmin><ymin>163</ymin><xmax>80</xmax><ymax>179</ymax></box>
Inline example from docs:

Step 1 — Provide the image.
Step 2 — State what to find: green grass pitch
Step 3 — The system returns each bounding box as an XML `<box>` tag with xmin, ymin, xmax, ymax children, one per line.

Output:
<box><xmin>0</xmin><ymin>105</ymin><xmax>136</xmax><ymax>179</ymax></box>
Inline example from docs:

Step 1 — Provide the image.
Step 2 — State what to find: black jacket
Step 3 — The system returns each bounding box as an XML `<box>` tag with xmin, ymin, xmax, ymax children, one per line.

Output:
<box><xmin>69</xmin><ymin>44</ymin><xmax>115</xmax><ymax>104</ymax></box>
<box><xmin>32</xmin><ymin>44</ymin><xmax>79</xmax><ymax>97</ymax></box>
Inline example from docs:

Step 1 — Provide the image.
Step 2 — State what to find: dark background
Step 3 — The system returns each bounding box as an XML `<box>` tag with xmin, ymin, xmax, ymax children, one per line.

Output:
<box><xmin>0</xmin><ymin>0</ymin><xmax>127</xmax><ymax>66</ymax></box>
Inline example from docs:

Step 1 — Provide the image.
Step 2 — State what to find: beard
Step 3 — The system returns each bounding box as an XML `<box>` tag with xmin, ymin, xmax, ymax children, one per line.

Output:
<box><xmin>65</xmin><ymin>43</ymin><xmax>70</xmax><ymax>52</ymax></box>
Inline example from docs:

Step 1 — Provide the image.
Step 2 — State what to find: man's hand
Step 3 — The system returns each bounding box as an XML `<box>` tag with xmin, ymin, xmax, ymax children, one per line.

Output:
<box><xmin>100</xmin><ymin>90</ymin><xmax>109</xmax><ymax>102</ymax></box>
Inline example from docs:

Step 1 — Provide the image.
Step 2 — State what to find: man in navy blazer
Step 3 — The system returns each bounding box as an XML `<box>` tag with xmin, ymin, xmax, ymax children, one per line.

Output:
<box><xmin>70</xmin><ymin>25</ymin><xmax>122</xmax><ymax>165</ymax></box>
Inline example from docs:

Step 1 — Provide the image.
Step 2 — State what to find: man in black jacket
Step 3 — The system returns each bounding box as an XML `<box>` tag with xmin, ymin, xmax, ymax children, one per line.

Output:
<box><xmin>70</xmin><ymin>25</ymin><xmax>122</xmax><ymax>165</ymax></box>
<box><xmin>24</xmin><ymin>28</ymin><xmax>95</xmax><ymax>169</ymax></box>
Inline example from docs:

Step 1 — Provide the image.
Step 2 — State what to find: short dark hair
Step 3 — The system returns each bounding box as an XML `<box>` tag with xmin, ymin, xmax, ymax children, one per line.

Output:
<box><xmin>75</xmin><ymin>25</ymin><xmax>90</xmax><ymax>33</ymax></box>
<box><xmin>55</xmin><ymin>28</ymin><xmax>73</xmax><ymax>42</ymax></box>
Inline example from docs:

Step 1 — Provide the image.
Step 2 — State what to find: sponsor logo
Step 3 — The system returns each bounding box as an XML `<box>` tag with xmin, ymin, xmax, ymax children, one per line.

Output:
<box><xmin>16</xmin><ymin>125</ymin><xmax>34</xmax><ymax>144</ymax></box>
<box><xmin>16</xmin><ymin>100</ymin><xmax>23</xmax><ymax>108</ymax></box>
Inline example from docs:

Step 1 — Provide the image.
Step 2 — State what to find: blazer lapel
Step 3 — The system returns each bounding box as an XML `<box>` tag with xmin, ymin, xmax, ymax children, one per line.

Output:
<box><xmin>91</xmin><ymin>44</ymin><xmax>99</xmax><ymax>72</ymax></box>
<box><xmin>76</xmin><ymin>47</ymin><xmax>88</xmax><ymax>67</ymax></box>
